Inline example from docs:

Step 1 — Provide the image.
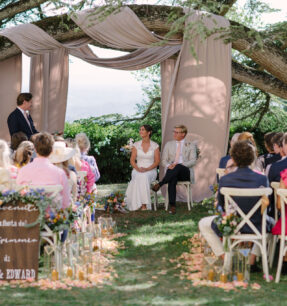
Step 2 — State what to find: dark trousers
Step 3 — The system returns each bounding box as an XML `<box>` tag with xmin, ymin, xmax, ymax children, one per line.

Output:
<box><xmin>160</xmin><ymin>164</ymin><xmax>190</xmax><ymax>207</ymax></box>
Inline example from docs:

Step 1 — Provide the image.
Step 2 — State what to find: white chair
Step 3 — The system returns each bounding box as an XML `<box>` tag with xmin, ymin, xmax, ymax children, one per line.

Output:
<box><xmin>220</xmin><ymin>187</ymin><xmax>273</xmax><ymax>282</ymax></box>
<box><xmin>151</xmin><ymin>188</ymin><xmax>158</xmax><ymax>211</ymax></box>
<box><xmin>77</xmin><ymin>171</ymin><xmax>87</xmax><ymax>184</ymax></box>
<box><xmin>77</xmin><ymin>170</ymin><xmax>87</xmax><ymax>195</ymax></box>
<box><xmin>274</xmin><ymin>189</ymin><xmax>287</xmax><ymax>283</ymax></box>
<box><xmin>16</xmin><ymin>184</ymin><xmax>63</xmax><ymax>198</ymax></box>
<box><xmin>216</xmin><ymin>168</ymin><xmax>226</xmax><ymax>180</ymax></box>
<box><xmin>165</xmin><ymin>181</ymin><xmax>193</xmax><ymax>211</ymax></box>
<box><xmin>268</xmin><ymin>181</ymin><xmax>280</xmax><ymax>268</ymax></box>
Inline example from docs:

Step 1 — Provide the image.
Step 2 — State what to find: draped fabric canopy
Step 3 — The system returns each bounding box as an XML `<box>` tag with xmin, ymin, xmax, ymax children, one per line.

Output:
<box><xmin>0</xmin><ymin>6</ymin><xmax>231</xmax><ymax>200</ymax></box>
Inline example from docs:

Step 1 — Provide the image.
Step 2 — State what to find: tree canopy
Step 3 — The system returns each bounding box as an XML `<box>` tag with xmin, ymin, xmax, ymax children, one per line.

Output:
<box><xmin>0</xmin><ymin>1</ymin><xmax>287</xmax><ymax>105</ymax></box>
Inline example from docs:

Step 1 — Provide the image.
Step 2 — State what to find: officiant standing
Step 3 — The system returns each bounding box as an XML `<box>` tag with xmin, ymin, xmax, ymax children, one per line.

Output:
<box><xmin>152</xmin><ymin>125</ymin><xmax>197</xmax><ymax>214</ymax></box>
<box><xmin>7</xmin><ymin>93</ymin><xmax>38</xmax><ymax>140</ymax></box>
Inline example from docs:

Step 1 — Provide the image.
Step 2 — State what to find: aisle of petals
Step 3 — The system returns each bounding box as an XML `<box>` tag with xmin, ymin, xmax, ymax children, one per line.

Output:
<box><xmin>173</xmin><ymin>233</ymin><xmax>261</xmax><ymax>291</ymax></box>
<box><xmin>0</xmin><ymin>233</ymin><xmax>126</xmax><ymax>291</ymax></box>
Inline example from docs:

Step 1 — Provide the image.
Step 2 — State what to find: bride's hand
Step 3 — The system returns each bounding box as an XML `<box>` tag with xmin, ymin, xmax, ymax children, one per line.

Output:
<box><xmin>139</xmin><ymin>167</ymin><xmax>148</xmax><ymax>172</ymax></box>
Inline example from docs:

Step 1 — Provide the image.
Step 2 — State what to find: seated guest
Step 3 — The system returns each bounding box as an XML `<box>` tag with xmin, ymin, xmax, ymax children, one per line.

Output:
<box><xmin>199</xmin><ymin>140</ymin><xmax>270</xmax><ymax>270</ymax></box>
<box><xmin>152</xmin><ymin>124</ymin><xmax>197</xmax><ymax>214</ymax></box>
<box><xmin>268</xmin><ymin>133</ymin><xmax>287</xmax><ymax>183</ymax></box>
<box><xmin>75</xmin><ymin>133</ymin><xmax>100</xmax><ymax>182</ymax></box>
<box><xmin>0</xmin><ymin>139</ymin><xmax>17</xmax><ymax>185</ymax></box>
<box><xmin>10</xmin><ymin>131</ymin><xmax>28</xmax><ymax>151</ymax></box>
<box><xmin>16</xmin><ymin>132</ymin><xmax>70</xmax><ymax>209</ymax></box>
<box><xmin>265</xmin><ymin>133</ymin><xmax>285</xmax><ymax>176</ymax></box>
<box><xmin>69</xmin><ymin>145</ymin><xmax>95</xmax><ymax>194</ymax></box>
<box><xmin>49</xmin><ymin>141</ymin><xmax>77</xmax><ymax>202</ymax></box>
<box><xmin>14</xmin><ymin>141</ymin><xmax>34</xmax><ymax>168</ymax></box>
<box><xmin>261</xmin><ymin>132</ymin><xmax>282</xmax><ymax>170</ymax></box>
<box><xmin>218</xmin><ymin>133</ymin><xmax>240</xmax><ymax>169</ymax></box>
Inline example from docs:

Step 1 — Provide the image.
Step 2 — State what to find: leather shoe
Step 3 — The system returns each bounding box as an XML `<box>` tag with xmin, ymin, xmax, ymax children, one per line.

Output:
<box><xmin>169</xmin><ymin>207</ymin><xmax>176</xmax><ymax>215</ymax></box>
<box><xmin>152</xmin><ymin>183</ymin><xmax>161</xmax><ymax>192</ymax></box>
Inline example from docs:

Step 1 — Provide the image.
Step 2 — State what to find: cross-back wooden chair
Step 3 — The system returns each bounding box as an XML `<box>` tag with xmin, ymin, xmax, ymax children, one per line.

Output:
<box><xmin>220</xmin><ymin>187</ymin><xmax>273</xmax><ymax>282</ymax></box>
<box><xmin>216</xmin><ymin>168</ymin><xmax>226</xmax><ymax>180</ymax></box>
<box><xmin>268</xmin><ymin>181</ymin><xmax>280</xmax><ymax>268</ymax></box>
<box><xmin>274</xmin><ymin>188</ymin><xmax>287</xmax><ymax>283</ymax></box>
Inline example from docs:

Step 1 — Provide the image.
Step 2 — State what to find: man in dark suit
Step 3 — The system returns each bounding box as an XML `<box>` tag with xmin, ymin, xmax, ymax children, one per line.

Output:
<box><xmin>7</xmin><ymin>93</ymin><xmax>38</xmax><ymax>140</ymax></box>
<box><xmin>199</xmin><ymin>140</ymin><xmax>270</xmax><ymax>271</ymax></box>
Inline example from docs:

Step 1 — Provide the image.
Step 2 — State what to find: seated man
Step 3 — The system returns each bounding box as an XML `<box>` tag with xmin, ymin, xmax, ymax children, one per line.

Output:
<box><xmin>16</xmin><ymin>132</ymin><xmax>70</xmax><ymax>209</ymax></box>
<box><xmin>199</xmin><ymin>140</ymin><xmax>271</xmax><ymax>271</ymax></box>
<box><xmin>152</xmin><ymin>124</ymin><xmax>197</xmax><ymax>214</ymax></box>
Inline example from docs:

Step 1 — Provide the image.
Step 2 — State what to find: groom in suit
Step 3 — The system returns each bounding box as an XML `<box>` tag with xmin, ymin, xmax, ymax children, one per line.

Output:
<box><xmin>152</xmin><ymin>125</ymin><xmax>197</xmax><ymax>214</ymax></box>
<box><xmin>7</xmin><ymin>92</ymin><xmax>38</xmax><ymax>140</ymax></box>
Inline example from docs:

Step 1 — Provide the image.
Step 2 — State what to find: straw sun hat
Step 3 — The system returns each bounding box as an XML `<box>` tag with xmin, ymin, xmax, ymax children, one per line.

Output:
<box><xmin>49</xmin><ymin>141</ymin><xmax>76</xmax><ymax>164</ymax></box>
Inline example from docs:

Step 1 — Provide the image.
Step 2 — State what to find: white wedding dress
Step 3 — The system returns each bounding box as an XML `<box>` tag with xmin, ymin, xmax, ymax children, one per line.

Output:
<box><xmin>126</xmin><ymin>140</ymin><xmax>158</xmax><ymax>211</ymax></box>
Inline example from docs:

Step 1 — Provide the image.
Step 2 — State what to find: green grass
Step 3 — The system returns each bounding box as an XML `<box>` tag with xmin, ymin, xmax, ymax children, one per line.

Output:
<box><xmin>1</xmin><ymin>185</ymin><xmax>287</xmax><ymax>305</ymax></box>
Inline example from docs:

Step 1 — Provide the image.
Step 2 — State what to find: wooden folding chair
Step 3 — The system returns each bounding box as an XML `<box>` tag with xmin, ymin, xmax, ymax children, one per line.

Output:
<box><xmin>274</xmin><ymin>189</ymin><xmax>287</xmax><ymax>283</ymax></box>
<box><xmin>268</xmin><ymin>181</ymin><xmax>280</xmax><ymax>268</ymax></box>
<box><xmin>220</xmin><ymin>187</ymin><xmax>273</xmax><ymax>282</ymax></box>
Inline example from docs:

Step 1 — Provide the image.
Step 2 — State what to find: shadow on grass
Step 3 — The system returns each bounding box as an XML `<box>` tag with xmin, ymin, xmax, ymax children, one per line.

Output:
<box><xmin>2</xmin><ymin>203</ymin><xmax>287</xmax><ymax>305</ymax></box>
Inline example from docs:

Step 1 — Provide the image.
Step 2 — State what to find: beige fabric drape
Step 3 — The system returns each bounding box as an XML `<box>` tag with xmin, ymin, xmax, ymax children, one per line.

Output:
<box><xmin>0</xmin><ymin>55</ymin><xmax>22</xmax><ymax>141</ymax></box>
<box><xmin>0</xmin><ymin>8</ymin><xmax>231</xmax><ymax>201</ymax></box>
<box><xmin>161</xmin><ymin>11</ymin><xmax>231</xmax><ymax>201</ymax></box>
<box><xmin>30</xmin><ymin>48</ymin><xmax>69</xmax><ymax>133</ymax></box>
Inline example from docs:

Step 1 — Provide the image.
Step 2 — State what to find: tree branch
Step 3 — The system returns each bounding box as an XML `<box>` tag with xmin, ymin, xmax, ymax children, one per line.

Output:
<box><xmin>0</xmin><ymin>0</ymin><xmax>48</xmax><ymax>22</ymax></box>
<box><xmin>232</xmin><ymin>61</ymin><xmax>287</xmax><ymax>100</ymax></box>
<box><xmin>251</xmin><ymin>92</ymin><xmax>270</xmax><ymax>130</ymax></box>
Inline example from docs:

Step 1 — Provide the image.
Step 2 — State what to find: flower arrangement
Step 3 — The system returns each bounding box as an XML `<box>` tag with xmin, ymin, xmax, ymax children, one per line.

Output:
<box><xmin>214</xmin><ymin>211</ymin><xmax>241</xmax><ymax>237</ymax></box>
<box><xmin>0</xmin><ymin>188</ymin><xmax>53</xmax><ymax>227</ymax></box>
<box><xmin>97</xmin><ymin>191</ymin><xmax>126</xmax><ymax>214</ymax></box>
<box><xmin>75</xmin><ymin>192</ymin><xmax>96</xmax><ymax>210</ymax></box>
<box><xmin>120</xmin><ymin>138</ymin><xmax>134</xmax><ymax>156</ymax></box>
<box><xmin>45</xmin><ymin>206</ymin><xmax>77</xmax><ymax>232</ymax></box>
<box><xmin>202</xmin><ymin>184</ymin><xmax>218</xmax><ymax>208</ymax></box>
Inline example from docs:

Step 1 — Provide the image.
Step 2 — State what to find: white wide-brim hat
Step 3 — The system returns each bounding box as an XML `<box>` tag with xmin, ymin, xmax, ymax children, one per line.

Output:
<box><xmin>49</xmin><ymin>141</ymin><xmax>76</xmax><ymax>164</ymax></box>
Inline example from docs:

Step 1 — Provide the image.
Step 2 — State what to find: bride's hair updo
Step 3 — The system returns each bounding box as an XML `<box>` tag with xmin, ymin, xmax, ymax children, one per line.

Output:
<box><xmin>142</xmin><ymin>125</ymin><xmax>153</xmax><ymax>138</ymax></box>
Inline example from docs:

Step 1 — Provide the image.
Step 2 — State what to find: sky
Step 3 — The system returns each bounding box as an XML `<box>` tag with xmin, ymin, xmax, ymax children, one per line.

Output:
<box><xmin>21</xmin><ymin>0</ymin><xmax>287</xmax><ymax>122</ymax></box>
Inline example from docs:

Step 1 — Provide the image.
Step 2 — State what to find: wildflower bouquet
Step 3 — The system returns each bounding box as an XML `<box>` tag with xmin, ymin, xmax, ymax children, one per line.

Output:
<box><xmin>45</xmin><ymin>206</ymin><xmax>77</xmax><ymax>232</ymax></box>
<box><xmin>120</xmin><ymin>138</ymin><xmax>134</xmax><ymax>156</ymax></box>
<box><xmin>0</xmin><ymin>188</ymin><xmax>53</xmax><ymax>227</ymax></box>
<box><xmin>202</xmin><ymin>184</ymin><xmax>218</xmax><ymax>208</ymax></box>
<box><xmin>98</xmin><ymin>191</ymin><xmax>125</xmax><ymax>214</ymax></box>
<box><xmin>214</xmin><ymin>212</ymin><xmax>241</xmax><ymax>237</ymax></box>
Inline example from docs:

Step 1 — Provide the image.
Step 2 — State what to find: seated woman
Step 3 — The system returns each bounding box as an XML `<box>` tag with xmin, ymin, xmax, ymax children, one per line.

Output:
<box><xmin>75</xmin><ymin>132</ymin><xmax>100</xmax><ymax>182</ymax></box>
<box><xmin>14</xmin><ymin>140</ymin><xmax>34</xmax><ymax>168</ymax></box>
<box><xmin>125</xmin><ymin>125</ymin><xmax>160</xmax><ymax>211</ymax></box>
<box><xmin>199</xmin><ymin>140</ymin><xmax>271</xmax><ymax>271</ymax></box>
<box><xmin>49</xmin><ymin>141</ymin><xmax>77</xmax><ymax>203</ymax></box>
<box><xmin>225</xmin><ymin>132</ymin><xmax>262</xmax><ymax>175</ymax></box>
<box><xmin>0</xmin><ymin>139</ymin><xmax>18</xmax><ymax>180</ymax></box>
<box><xmin>69</xmin><ymin>145</ymin><xmax>95</xmax><ymax>195</ymax></box>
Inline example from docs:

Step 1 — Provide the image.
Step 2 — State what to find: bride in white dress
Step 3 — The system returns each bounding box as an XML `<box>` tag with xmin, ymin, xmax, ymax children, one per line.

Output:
<box><xmin>126</xmin><ymin>125</ymin><xmax>160</xmax><ymax>211</ymax></box>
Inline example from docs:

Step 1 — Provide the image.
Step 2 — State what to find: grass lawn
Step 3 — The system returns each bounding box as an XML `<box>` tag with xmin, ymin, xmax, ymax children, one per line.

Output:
<box><xmin>1</xmin><ymin>184</ymin><xmax>287</xmax><ymax>305</ymax></box>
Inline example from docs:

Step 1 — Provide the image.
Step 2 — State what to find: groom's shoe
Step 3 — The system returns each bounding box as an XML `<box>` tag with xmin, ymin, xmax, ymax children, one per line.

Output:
<box><xmin>169</xmin><ymin>207</ymin><xmax>176</xmax><ymax>215</ymax></box>
<box><xmin>152</xmin><ymin>183</ymin><xmax>161</xmax><ymax>192</ymax></box>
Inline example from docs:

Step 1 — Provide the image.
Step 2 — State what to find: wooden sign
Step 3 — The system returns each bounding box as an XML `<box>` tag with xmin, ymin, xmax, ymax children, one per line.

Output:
<box><xmin>0</xmin><ymin>201</ymin><xmax>40</xmax><ymax>280</ymax></box>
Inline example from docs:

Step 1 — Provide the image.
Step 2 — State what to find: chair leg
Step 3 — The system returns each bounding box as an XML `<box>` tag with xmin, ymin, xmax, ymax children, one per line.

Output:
<box><xmin>153</xmin><ymin>191</ymin><xmax>157</xmax><ymax>211</ymax></box>
<box><xmin>275</xmin><ymin>239</ymin><xmax>286</xmax><ymax>283</ymax></box>
<box><xmin>262</xmin><ymin>250</ymin><xmax>270</xmax><ymax>283</ymax></box>
<box><xmin>165</xmin><ymin>189</ymin><xmax>169</xmax><ymax>211</ymax></box>
<box><xmin>186</xmin><ymin>184</ymin><xmax>191</xmax><ymax>211</ymax></box>
<box><xmin>269</xmin><ymin>235</ymin><xmax>277</xmax><ymax>268</ymax></box>
<box><xmin>190</xmin><ymin>186</ymin><xmax>193</xmax><ymax>208</ymax></box>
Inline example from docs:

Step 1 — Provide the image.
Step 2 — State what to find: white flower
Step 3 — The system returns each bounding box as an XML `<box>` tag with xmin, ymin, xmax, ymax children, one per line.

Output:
<box><xmin>222</xmin><ymin>220</ymin><xmax>227</xmax><ymax>225</ymax></box>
